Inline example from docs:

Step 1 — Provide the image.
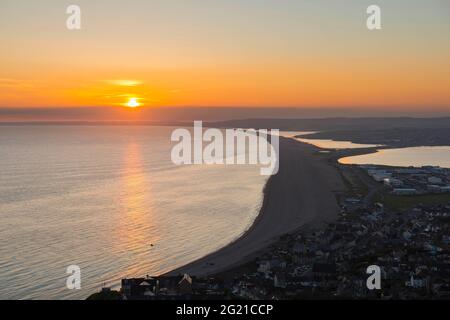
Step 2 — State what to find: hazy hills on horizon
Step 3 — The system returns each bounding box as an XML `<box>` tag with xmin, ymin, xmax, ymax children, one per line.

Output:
<box><xmin>213</xmin><ymin>117</ymin><xmax>450</xmax><ymax>148</ymax></box>
<box><xmin>2</xmin><ymin>116</ymin><xmax>449</xmax><ymax>148</ymax></box>
<box><xmin>1</xmin><ymin>106</ymin><xmax>449</xmax><ymax>123</ymax></box>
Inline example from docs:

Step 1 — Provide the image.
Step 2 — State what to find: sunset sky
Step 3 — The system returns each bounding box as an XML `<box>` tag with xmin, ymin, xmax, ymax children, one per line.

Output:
<box><xmin>0</xmin><ymin>0</ymin><xmax>449</xmax><ymax>119</ymax></box>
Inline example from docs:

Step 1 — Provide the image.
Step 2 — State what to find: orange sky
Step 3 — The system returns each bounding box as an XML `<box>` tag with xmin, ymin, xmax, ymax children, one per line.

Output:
<box><xmin>1</xmin><ymin>0</ymin><xmax>449</xmax><ymax>114</ymax></box>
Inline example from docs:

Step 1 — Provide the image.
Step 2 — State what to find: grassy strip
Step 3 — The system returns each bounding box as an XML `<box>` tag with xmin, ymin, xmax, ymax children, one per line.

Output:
<box><xmin>377</xmin><ymin>193</ymin><xmax>450</xmax><ymax>210</ymax></box>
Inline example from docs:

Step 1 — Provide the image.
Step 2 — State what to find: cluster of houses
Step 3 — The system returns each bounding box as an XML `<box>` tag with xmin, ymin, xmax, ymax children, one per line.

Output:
<box><xmin>226</xmin><ymin>201</ymin><xmax>450</xmax><ymax>299</ymax></box>
<box><xmin>362</xmin><ymin>165</ymin><xmax>450</xmax><ymax>195</ymax></box>
<box><xmin>118</xmin><ymin>274</ymin><xmax>228</xmax><ymax>300</ymax></box>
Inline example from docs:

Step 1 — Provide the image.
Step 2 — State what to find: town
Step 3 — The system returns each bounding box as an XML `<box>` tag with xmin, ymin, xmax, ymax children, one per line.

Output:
<box><xmin>364</xmin><ymin>165</ymin><xmax>450</xmax><ymax>196</ymax></box>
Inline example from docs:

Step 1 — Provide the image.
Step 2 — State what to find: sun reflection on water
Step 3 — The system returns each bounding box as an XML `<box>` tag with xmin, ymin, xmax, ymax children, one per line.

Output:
<box><xmin>115</xmin><ymin>142</ymin><xmax>161</xmax><ymax>277</ymax></box>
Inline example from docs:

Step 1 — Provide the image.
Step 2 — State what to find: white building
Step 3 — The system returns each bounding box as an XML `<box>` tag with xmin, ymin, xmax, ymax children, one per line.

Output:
<box><xmin>441</xmin><ymin>186</ymin><xmax>450</xmax><ymax>193</ymax></box>
<box><xmin>428</xmin><ymin>176</ymin><xmax>443</xmax><ymax>184</ymax></box>
<box><xmin>257</xmin><ymin>261</ymin><xmax>271</xmax><ymax>274</ymax></box>
<box><xmin>384</xmin><ymin>178</ymin><xmax>404</xmax><ymax>187</ymax></box>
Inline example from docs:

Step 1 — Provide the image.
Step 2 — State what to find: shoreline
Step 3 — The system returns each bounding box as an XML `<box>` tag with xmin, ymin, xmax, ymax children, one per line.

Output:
<box><xmin>165</xmin><ymin>137</ymin><xmax>347</xmax><ymax>277</ymax></box>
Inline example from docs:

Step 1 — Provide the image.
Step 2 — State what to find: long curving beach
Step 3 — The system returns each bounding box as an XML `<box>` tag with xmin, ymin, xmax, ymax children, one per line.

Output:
<box><xmin>167</xmin><ymin>137</ymin><xmax>346</xmax><ymax>276</ymax></box>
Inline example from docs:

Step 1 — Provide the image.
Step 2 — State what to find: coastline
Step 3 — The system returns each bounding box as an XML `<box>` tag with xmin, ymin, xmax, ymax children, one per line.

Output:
<box><xmin>166</xmin><ymin>137</ymin><xmax>347</xmax><ymax>277</ymax></box>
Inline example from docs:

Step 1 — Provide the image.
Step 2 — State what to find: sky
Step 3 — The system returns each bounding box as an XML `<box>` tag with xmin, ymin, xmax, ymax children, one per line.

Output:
<box><xmin>0</xmin><ymin>0</ymin><xmax>449</xmax><ymax>120</ymax></box>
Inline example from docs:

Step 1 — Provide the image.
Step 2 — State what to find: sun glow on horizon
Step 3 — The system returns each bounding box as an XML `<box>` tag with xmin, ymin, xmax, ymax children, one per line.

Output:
<box><xmin>126</xmin><ymin>98</ymin><xmax>140</xmax><ymax>108</ymax></box>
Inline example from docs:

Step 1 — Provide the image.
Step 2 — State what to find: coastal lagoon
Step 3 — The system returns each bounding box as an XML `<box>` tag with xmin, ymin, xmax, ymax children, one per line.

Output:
<box><xmin>277</xmin><ymin>131</ymin><xmax>317</xmax><ymax>138</ymax></box>
<box><xmin>0</xmin><ymin>126</ymin><xmax>267</xmax><ymax>299</ymax></box>
<box><xmin>295</xmin><ymin>138</ymin><xmax>380</xmax><ymax>149</ymax></box>
<box><xmin>339</xmin><ymin>146</ymin><xmax>450</xmax><ymax>168</ymax></box>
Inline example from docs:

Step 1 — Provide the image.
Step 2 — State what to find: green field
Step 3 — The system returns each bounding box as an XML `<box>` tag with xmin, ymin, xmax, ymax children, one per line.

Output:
<box><xmin>377</xmin><ymin>193</ymin><xmax>450</xmax><ymax>210</ymax></box>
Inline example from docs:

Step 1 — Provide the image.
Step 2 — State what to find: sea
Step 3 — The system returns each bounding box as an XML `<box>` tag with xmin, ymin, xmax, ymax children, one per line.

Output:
<box><xmin>0</xmin><ymin>125</ymin><xmax>267</xmax><ymax>299</ymax></box>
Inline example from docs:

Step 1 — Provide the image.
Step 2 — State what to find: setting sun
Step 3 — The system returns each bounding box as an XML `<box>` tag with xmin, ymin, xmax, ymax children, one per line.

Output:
<box><xmin>126</xmin><ymin>98</ymin><xmax>140</xmax><ymax>108</ymax></box>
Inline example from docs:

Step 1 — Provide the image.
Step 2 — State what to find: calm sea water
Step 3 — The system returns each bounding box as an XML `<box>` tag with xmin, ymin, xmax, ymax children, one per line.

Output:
<box><xmin>0</xmin><ymin>126</ymin><xmax>267</xmax><ymax>299</ymax></box>
<box><xmin>339</xmin><ymin>146</ymin><xmax>450</xmax><ymax>168</ymax></box>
